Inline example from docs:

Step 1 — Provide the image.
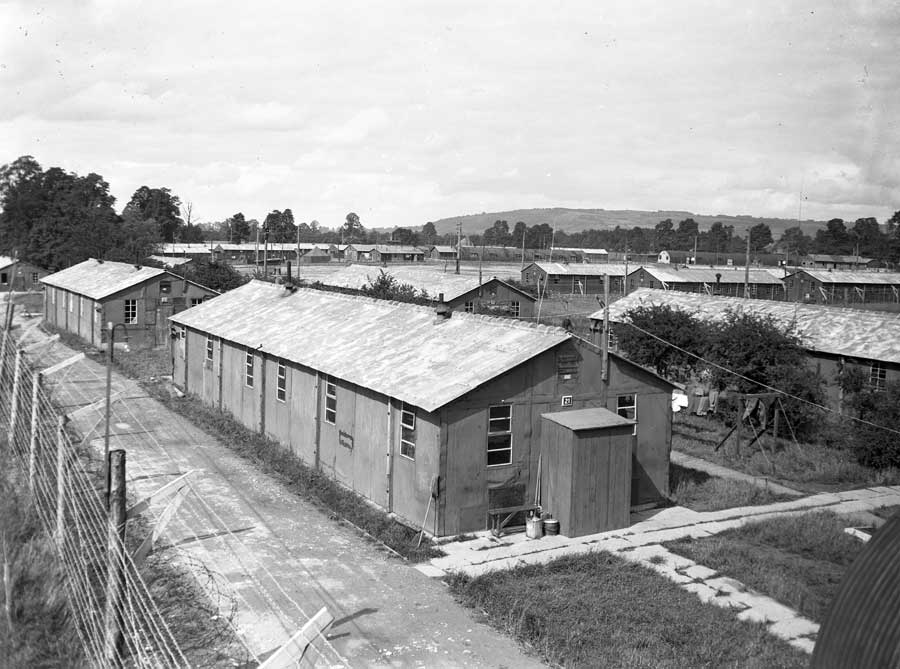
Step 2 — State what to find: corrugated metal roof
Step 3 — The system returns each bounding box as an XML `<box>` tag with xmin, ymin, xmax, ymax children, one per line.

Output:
<box><xmin>213</xmin><ymin>242</ymin><xmax>328</xmax><ymax>252</ymax></box>
<box><xmin>810</xmin><ymin>511</ymin><xmax>900</xmax><ymax>668</ymax></box>
<box><xmin>170</xmin><ymin>281</ymin><xmax>570</xmax><ymax>411</ymax></box>
<box><xmin>0</xmin><ymin>256</ymin><xmax>16</xmax><ymax>271</ymax></box>
<box><xmin>528</xmin><ymin>262</ymin><xmax>630</xmax><ymax>277</ymax></box>
<box><xmin>805</xmin><ymin>254</ymin><xmax>874</xmax><ymax>264</ymax></box>
<box><xmin>374</xmin><ymin>245</ymin><xmax>425</xmax><ymax>254</ymax></box>
<box><xmin>542</xmin><ymin>407</ymin><xmax>634</xmax><ymax>431</ymax></box>
<box><xmin>40</xmin><ymin>259</ymin><xmax>168</xmax><ymax>300</ymax></box>
<box><xmin>157</xmin><ymin>243</ymin><xmax>212</xmax><ymax>254</ymax></box>
<box><xmin>599</xmin><ymin>288</ymin><xmax>900</xmax><ymax>365</ymax></box>
<box><xmin>148</xmin><ymin>255</ymin><xmax>192</xmax><ymax>267</ymax></box>
<box><xmin>639</xmin><ymin>266</ymin><xmax>784</xmax><ymax>285</ymax></box>
<box><xmin>789</xmin><ymin>269</ymin><xmax>900</xmax><ymax>285</ymax></box>
<box><xmin>429</xmin><ymin>245</ymin><xmax>458</xmax><ymax>253</ymax></box>
<box><xmin>552</xmin><ymin>247</ymin><xmax>609</xmax><ymax>255</ymax></box>
<box><xmin>314</xmin><ymin>265</ymin><xmax>532</xmax><ymax>302</ymax></box>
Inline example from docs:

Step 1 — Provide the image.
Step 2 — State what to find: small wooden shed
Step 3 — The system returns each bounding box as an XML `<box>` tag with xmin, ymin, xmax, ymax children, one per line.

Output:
<box><xmin>540</xmin><ymin>408</ymin><xmax>635</xmax><ymax>537</ymax></box>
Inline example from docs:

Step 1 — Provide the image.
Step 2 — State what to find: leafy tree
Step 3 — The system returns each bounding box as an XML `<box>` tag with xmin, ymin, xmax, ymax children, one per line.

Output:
<box><xmin>512</xmin><ymin>221</ymin><xmax>527</xmax><ymax>247</ymax></box>
<box><xmin>850</xmin><ymin>217</ymin><xmax>884</xmax><ymax>258</ymax></box>
<box><xmin>421</xmin><ymin>222</ymin><xmax>437</xmax><ymax>245</ymax></box>
<box><xmin>845</xmin><ymin>380</ymin><xmax>900</xmax><ymax>468</ymax></box>
<box><xmin>360</xmin><ymin>270</ymin><xmax>421</xmax><ymax>302</ymax></box>
<box><xmin>888</xmin><ymin>210</ymin><xmax>900</xmax><ymax>263</ymax></box>
<box><xmin>263</xmin><ymin>208</ymin><xmax>296</xmax><ymax>243</ymax></box>
<box><xmin>228</xmin><ymin>212</ymin><xmax>250</xmax><ymax>243</ymax></box>
<box><xmin>813</xmin><ymin>218</ymin><xmax>853</xmax><ymax>254</ymax></box>
<box><xmin>779</xmin><ymin>226</ymin><xmax>813</xmax><ymax>256</ymax></box>
<box><xmin>653</xmin><ymin>219</ymin><xmax>675</xmax><ymax>250</ymax></box>
<box><xmin>483</xmin><ymin>219</ymin><xmax>512</xmax><ymax>246</ymax></box>
<box><xmin>674</xmin><ymin>218</ymin><xmax>699</xmax><ymax>250</ymax></box>
<box><xmin>748</xmin><ymin>223</ymin><xmax>773</xmax><ymax>252</ymax></box>
<box><xmin>392</xmin><ymin>227</ymin><xmax>420</xmax><ymax>246</ymax></box>
<box><xmin>106</xmin><ymin>209</ymin><xmax>161</xmax><ymax>263</ymax></box>
<box><xmin>341</xmin><ymin>212</ymin><xmax>365</xmax><ymax>242</ymax></box>
<box><xmin>701</xmin><ymin>221</ymin><xmax>733</xmax><ymax>254</ymax></box>
<box><xmin>179</xmin><ymin>259</ymin><xmax>248</xmax><ymax>293</ymax></box>
<box><xmin>616</xmin><ymin>305</ymin><xmax>707</xmax><ymax>380</ymax></box>
<box><xmin>123</xmin><ymin>186</ymin><xmax>184</xmax><ymax>242</ymax></box>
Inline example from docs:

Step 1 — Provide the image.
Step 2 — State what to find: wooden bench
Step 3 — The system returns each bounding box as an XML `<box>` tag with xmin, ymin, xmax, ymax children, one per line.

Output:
<box><xmin>488</xmin><ymin>504</ymin><xmax>541</xmax><ymax>537</ymax></box>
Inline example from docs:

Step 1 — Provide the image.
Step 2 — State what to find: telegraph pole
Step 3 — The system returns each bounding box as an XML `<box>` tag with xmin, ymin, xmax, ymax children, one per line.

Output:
<box><xmin>104</xmin><ymin>449</ymin><xmax>127</xmax><ymax>667</ymax></box>
<box><xmin>455</xmin><ymin>221</ymin><xmax>461</xmax><ymax>275</ymax></box>
<box><xmin>744</xmin><ymin>230</ymin><xmax>751</xmax><ymax>298</ymax></box>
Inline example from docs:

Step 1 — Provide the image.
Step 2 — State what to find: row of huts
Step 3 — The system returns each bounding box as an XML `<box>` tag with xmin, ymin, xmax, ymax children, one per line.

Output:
<box><xmin>35</xmin><ymin>258</ymin><xmax>677</xmax><ymax>539</ymax></box>
<box><xmin>521</xmin><ymin>262</ymin><xmax>900</xmax><ymax>307</ymax></box>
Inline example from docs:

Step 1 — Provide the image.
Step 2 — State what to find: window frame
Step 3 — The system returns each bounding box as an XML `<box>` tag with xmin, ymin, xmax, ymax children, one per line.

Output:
<box><xmin>400</xmin><ymin>404</ymin><xmax>416</xmax><ymax>460</ymax></box>
<box><xmin>870</xmin><ymin>361</ymin><xmax>887</xmax><ymax>391</ymax></box>
<box><xmin>324</xmin><ymin>378</ymin><xmax>337</xmax><ymax>425</ymax></box>
<box><xmin>190</xmin><ymin>297</ymin><xmax>203</xmax><ymax>307</ymax></box>
<box><xmin>487</xmin><ymin>404</ymin><xmax>513</xmax><ymax>467</ymax></box>
<box><xmin>276</xmin><ymin>361</ymin><xmax>287</xmax><ymax>402</ymax></box>
<box><xmin>245</xmin><ymin>351</ymin><xmax>254</xmax><ymax>388</ymax></box>
<box><xmin>464</xmin><ymin>301</ymin><xmax>475</xmax><ymax>313</ymax></box>
<box><xmin>206</xmin><ymin>336</ymin><xmax>214</xmax><ymax>361</ymax></box>
<box><xmin>31</xmin><ymin>272</ymin><xmax>39</xmax><ymax>283</ymax></box>
<box><xmin>510</xmin><ymin>300</ymin><xmax>520</xmax><ymax>317</ymax></box>
<box><xmin>123</xmin><ymin>299</ymin><xmax>137</xmax><ymax>324</ymax></box>
<box><xmin>617</xmin><ymin>394</ymin><xmax>637</xmax><ymax>435</ymax></box>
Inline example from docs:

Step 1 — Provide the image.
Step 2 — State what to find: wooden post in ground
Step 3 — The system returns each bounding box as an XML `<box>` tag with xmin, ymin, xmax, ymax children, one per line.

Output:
<box><xmin>7</xmin><ymin>348</ymin><xmax>22</xmax><ymax>450</ymax></box>
<box><xmin>55</xmin><ymin>416</ymin><xmax>66</xmax><ymax>549</ymax></box>
<box><xmin>28</xmin><ymin>372</ymin><xmax>41</xmax><ymax>492</ymax></box>
<box><xmin>104</xmin><ymin>449</ymin><xmax>127</xmax><ymax>667</ymax></box>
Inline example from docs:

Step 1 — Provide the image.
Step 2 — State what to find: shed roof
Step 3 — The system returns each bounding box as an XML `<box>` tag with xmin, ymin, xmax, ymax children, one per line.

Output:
<box><xmin>316</xmin><ymin>265</ymin><xmax>534</xmax><ymax>302</ymax></box>
<box><xmin>637</xmin><ymin>266</ymin><xmax>784</xmax><ymax>285</ymax></box>
<box><xmin>170</xmin><ymin>281</ymin><xmax>570</xmax><ymax>411</ymax></box>
<box><xmin>41</xmin><ymin>259</ymin><xmax>168</xmax><ymax>300</ymax></box>
<box><xmin>541</xmin><ymin>407</ymin><xmax>634</xmax><ymax>431</ymax></box>
<box><xmin>156</xmin><ymin>243</ymin><xmax>212</xmax><ymax>254</ymax></box>
<box><xmin>0</xmin><ymin>256</ymin><xmax>16</xmax><ymax>272</ymax></box>
<box><xmin>599</xmin><ymin>288</ymin><xmax>900</xmax><ymax>365</ymax></box>
<box><xmin>374</xmin><ymin>245</ymin><xmax>425</xmax><ymax>254</ymax></box>
<box><xmin>805</xmin><ymin>254</ymin><xmax>874</xmax><ymax>264</ymax></box>
<box><xmin>552</xmin><ymin>247</ymin><xmax>609</xmax><ymax>255</ymax></box>
<box><xmin>148</xmin><ymin>255</ymin><xmax>192</xmax><ymax>267</ymax></box>
<box><xmin>526</xmin><ymin>262</ymin><xmax>630</xmax><ymax>277</ymax></box>
<box><xmin>787</xmin><ymin>270</ymin><xmax>900</xmax><ymax>285</ymax></box>
<box><xmin>429</xmin><ymin>245</ymin><xmax>458</xmax><ymax>253</ymax></box>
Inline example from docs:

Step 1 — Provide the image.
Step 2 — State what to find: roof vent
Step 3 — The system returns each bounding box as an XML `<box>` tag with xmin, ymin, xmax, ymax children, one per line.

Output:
<box><xmin>435</xmin><ymin>303</ymin><xmax>452</xmax><ymax>322</ymax></box>
<box><xmin>134</xmin><ymin>264</ymin><xmax>142</xmax><ymax>270</ymax></box>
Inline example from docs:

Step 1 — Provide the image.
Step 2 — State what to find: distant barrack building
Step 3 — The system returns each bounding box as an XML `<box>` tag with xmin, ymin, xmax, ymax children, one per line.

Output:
<box><xmin>0</xmin><ymin>255</ymin><xmax>48</xmax><ymax>291</ymax></box>
<box><xmin>308</xmin><ymin>264</ymin><xmax>536</xmax><ymax>318</ymax></box>
<box><xmin>784</xmin><ymin>269</ymin><xmax>900</xmax><ymax>306</ymax></box>
<box><xmin>521</xmin><ymin>262</ymin><xmax>630</xmax><ymax>295</ymax></box>
<box><xmin>627</xmin><ymin>266</ymin><xmax>785</xmax><ymax>300</ymax></box>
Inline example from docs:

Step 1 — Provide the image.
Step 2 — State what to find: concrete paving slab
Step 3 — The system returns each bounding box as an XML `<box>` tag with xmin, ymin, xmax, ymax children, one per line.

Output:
<box><xmin>682</xmin><ymin>581</ymin><xmax>719</xmax><ymax>604</ymax></box>
<box><xmin>705</xmin><ymin>576</ymin><xmax>747</xmax><ymax>595</ymax></box>
<box><xmin>787</xmin><ymin>637</ymin><xmax>816</xmax><ymax>654</ymax></box>
<box><xmin>768</xmin><ymin>617</ymin><xmax>819</xmax><ymax>640</ymax></box>
<box><xmin>680</xmin><ymin>564</ymin><xmax>717</xmax><ymax>581</ymax></box>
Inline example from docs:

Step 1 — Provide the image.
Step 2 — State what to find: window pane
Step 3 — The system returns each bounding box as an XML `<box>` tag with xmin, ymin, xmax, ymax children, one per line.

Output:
<box><xmin>489</xmin><ymin>405</ymin><xmax>511</xmax><ymax>420</ymax></box>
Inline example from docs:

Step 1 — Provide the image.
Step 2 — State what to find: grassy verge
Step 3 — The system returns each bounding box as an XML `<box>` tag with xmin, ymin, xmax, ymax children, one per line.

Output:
<box><xmin>0</xmin><ymin>458</ymin><xmax>85</xmax><ymax>668</ymax></box>
<box><xmin>665</xmin><ymin>512</ymin><xmax>862</xmax><ymax>623</ymax></box>
<box><xmin>673</xmin><ymin>412</ymin><xmax>900</xmax><ymax>489</ymax></box>
<box><xmin>669</xmin><ymin>463</ymin><xmax>793</xmax><ymax>511</ymax></box>
<box><xmin>43</xmin><ymin>327</ymin><xmax>443</xmax><ymax>562</ymax></box>
<box><xmin>448</xmin><ymin>551</ymin><xmax>807</xmax><ymax>668</ymax></box>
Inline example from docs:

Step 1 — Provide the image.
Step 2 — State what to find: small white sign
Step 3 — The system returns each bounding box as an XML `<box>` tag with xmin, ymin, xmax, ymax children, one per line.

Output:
<box><xmin>561</xmin><ymin>395</ymin><xmax>573</xmax><ymax>407</ymax></box>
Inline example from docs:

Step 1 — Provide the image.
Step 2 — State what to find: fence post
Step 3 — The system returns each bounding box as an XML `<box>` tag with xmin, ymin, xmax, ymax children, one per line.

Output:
<box><xmin>7</xmin><ymin>348</ymin><xmax>22</xmax><ymax>450</ymax></box>
<box><xmin>104</xmin><ymin>449</ymin><xmax>127</xmax><ymax>667</ymax></box>
<box><xmin>55</xmin><ymin>416</ymin><xmax>66</xmax><ymax>550</ymax></box>
<box><xmin>28</xmin><ymin>372</ymin><xmax>41</xmax><ymax>493</ymax></box>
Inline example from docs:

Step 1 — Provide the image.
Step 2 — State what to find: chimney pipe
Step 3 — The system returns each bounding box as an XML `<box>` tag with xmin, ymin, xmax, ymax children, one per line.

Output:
<box><xmin>286</xmin><ymin>261</ymin><xmax>292</xmax><ymax>284</ymax></box>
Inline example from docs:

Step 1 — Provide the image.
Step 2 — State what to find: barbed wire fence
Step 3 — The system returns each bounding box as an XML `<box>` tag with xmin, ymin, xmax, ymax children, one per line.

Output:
<box><xmin>0</xmin><ymin>321</ymin><xmax>190</xmax><ymax>668</ymax></box>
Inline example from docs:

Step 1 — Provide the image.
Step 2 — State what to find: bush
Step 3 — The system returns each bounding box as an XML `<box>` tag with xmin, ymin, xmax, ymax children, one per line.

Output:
<box><xmin>849</xmin><ymin>381</ymin><xmax>900</xmax><ymax>468</ymax></box>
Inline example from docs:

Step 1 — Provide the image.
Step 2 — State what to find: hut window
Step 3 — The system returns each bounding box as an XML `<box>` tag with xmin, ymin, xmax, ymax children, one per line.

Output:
<box><xmin>464</xmin><ymin>301</ymin><xmax>475</xmax><ymax>313</ymax></box>
<box><xmin>31</xmin><ymin>272</ymin><xmax>39</xmax><ymax>283</ymax></box>
<box><xmin>0</xmin><ymin>272</ymin><xmax>6</xmax><ymax>284</ymax></box>
<box><xmin>124</xmin><ymin>299</ymin><xmax>137</xmax><ymax>324</ymax></box>
<box><xmin>160</xmin><ymin>280</ymin><xmax>172</xmax><ymax>294</ymax></box>
<box><xmin>617</xmin><ymin>394</ymin><xmax>637</xmax><ymax>435</ymax></box>
<box><xmin>400</xmin><ymin>405</ymin><xmax>416</xmax><ymax>460</ymax></box>
<box><xmin>552</xmin><ymin>275</ymin><xmax>560</xmax><ymax>284</ymax></box>
<box><xmin>870</xmin><ymin>361</ymin><xmax>886</xmax><ymax>391</ymax></box>
<box><xmin>487</xmin><ymin>405</ymin><xmax>512</xmax><ymax>466</ymax></box>
<box><xmin>245</xmin><ymin>351</ymin><xmax>254</xmax><ymax>388</ymax></box>
<box><xmin>190</xmin><ymin>297</ymin><xmax>203</xmax><ymax>307</ymax></box>
<box><xmin>510</xmin><ymin>301</ymin><xmax>520</xmax><ymax>317</ymax></box>
<box><xmin>324</xmin><ymin>378</ymin><xmax>337</xmax><ymax>424</ymax></box>
<box><xmin>206</xmin><ymin>337</ymin><xmax>214</xmax><ymax>361</ymax></box>
<box><xmin>276</xmin><ymin>362</ymin><xmax>287</xmax><ymax>402</ymax></box>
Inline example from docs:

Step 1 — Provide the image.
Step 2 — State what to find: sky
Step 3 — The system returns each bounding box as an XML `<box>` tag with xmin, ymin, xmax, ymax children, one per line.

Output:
<box><xmin>1</xmin><ymin>1</ymin><xmax>898</xmax><ymax>230</ymax></box>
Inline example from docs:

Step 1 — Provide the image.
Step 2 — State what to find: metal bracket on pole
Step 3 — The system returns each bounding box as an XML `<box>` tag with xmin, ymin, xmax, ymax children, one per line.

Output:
<box><xmin>258</xmin><ymin>607</ymin><xmax>335</xmax><ymax>669</ymax></box>
<box><xmin>23</xmin><ymin>333</ymin><xmax>60</xmax><ymax>353</ymax></box>
<box><xmin>41</xmin><ymin>352</ymin><xmax>85</xmax><ymax>376</ymax></box>
<box><xmin>129</xmin><ymin>470</ymin><xmax>198</xmax><ymax>567</ymax></box>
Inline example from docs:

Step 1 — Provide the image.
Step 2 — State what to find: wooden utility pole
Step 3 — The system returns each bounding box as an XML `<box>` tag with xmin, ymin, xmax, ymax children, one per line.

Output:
<box><xmin>743</xmin><ymin>231</ymin><xmax>751</xmax><ymax>298</ymax></box>
<box><xmin>103</xmin><ymin>322</ymin><xmax>114</xmax><ymax>500</ymax></box>
<box><xmin>7</xmin><ymin>348</ymin><xmax>21</xmax><ymax>449</ymax></box>
<box><xmin>455</xmin><ymin>222</ymin><xmax>461</xmax><ymax>275</ymax></box>
<box><xmin>104</xmin><ymin>449</ymin><xmax>127</xmax><ymax>667</ymax></box>
<box><xmin>520</xmin><ymin>224</ymin><xmax>526</xmax><ymax>270</ymax></box>
<box><xmin>601</xmin><ymin>274</ymin><xmax>610</xmax><ymax>382</ymax></box>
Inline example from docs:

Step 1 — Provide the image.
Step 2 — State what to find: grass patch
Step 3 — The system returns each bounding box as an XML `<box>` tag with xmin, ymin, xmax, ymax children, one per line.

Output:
<box><xmin>448</xmin><ymin>551</ymin><xmax>806</xmax><ymax>668</ymax></box>
<box><xmin>673</xmin><ymin>412</ymin><xmax>900</xmax><ymax>488</ymax></box>
<box><xmin>41</xmin><ymin>326</ymin><xmax>443</xmax><ymax>563</ymax></box>
<box><xmin>0</xmin><ymin>460</ymin><xmax>85</xmax><ymax>668</ymax></box>
<box><xmin>665</xmin><ymin>512</ymin><xmax>862</xmax><ymax>622</ymax></box>
<box><xmin>873</xmin><ymin>504</ymin><xmax>900</xmax><ymax>520</ymax></box>
<box><xmin>669</xmin><ymin>463</ymin><xmax>792</xmax><ymax>511</ymax></box>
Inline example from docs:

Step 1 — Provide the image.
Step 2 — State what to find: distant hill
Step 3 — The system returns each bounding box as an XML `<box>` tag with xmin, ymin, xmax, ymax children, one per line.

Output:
<box><xmin>430</xmin><ymin>208</ymin><xmax>828</xmax><ymax>238</ymax></box>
